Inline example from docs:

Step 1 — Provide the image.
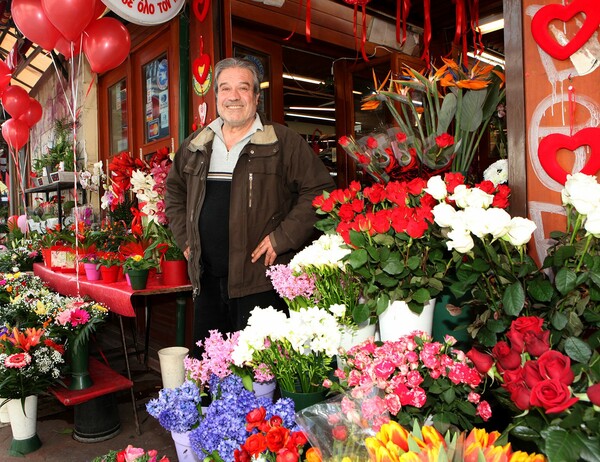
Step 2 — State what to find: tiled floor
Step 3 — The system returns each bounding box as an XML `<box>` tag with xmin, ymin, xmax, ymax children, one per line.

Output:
<box><xmin>0</xmin><ymin>320</ymin><xmax>181</xmax><ymax>461</ymax></box>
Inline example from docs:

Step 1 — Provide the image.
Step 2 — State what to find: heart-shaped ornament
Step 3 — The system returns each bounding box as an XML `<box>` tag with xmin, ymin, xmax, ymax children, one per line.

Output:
<box><xmin>198</xmin><ymin>102</ymin><xmax>207</xmax><ymax>126</ymax></box>
<box><xmin>538</xmin><ymin>127</ymin><xmax>600</xmax><ymax>185</ymax></box>
<box><xmin>531</xmin><ymin>0</ymin><xmax>600</xmax><ymax>61</ymax></box>
<box><xmin>192</xmin><ymin>54</ymin><xmax>211</xmax><ymax>85</ymax></box>
<box><xmin>193</xmin><ymin>0</ymin><xmax>211</xmax><ymax>23</ymax></box>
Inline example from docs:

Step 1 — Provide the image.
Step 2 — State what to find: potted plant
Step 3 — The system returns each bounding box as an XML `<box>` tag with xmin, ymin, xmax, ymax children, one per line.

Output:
<box><xmin>144</xmin><ymin>221</ymin><xmax>188</xmax><ymax>285</ymax></box>
<box><xmin>31</xmin><ymin>119</ymin><xmax>76</xmax><ymax>181</ymax></box>
<box><xmin>95</xmin><ymin>252</ymin><xmax>121</xmax><ymax>283</ymax></box>
<box><xmin>122</xmin><ymin>253</ymin><xmax>158</xmax><ymax>290</ymax></box>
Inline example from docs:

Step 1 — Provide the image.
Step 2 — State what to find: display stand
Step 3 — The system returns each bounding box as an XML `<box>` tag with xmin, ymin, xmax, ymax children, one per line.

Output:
<box><xmin>25</xmin><ymin>180</ymin><xmax>84</xmax><ymax>226</ymax></box>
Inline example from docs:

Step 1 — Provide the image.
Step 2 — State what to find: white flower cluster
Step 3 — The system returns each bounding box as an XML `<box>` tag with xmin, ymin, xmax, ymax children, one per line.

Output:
<box><xmin>562</xmin><ymin>173</ymin><xmax>600</xmax><ymax>237</ymax></box>
<box><xmin>483</xmin><ymin>159</ymin><xmax>508</xmax><ymax>186</ymax></box>
<box><xmin>427</xmin><ymin>175</ymin><xmax>536</xmax><ymax>253</ymax></box>
<box><xmin>231</xmin><ymin>306</ymin><xmax>341</xmax><ymax>366</ymax></box>
<box><xmin>289</xmin><ymin>234</ymin><xmax>350</xmax><ymax>272</ymax></box>
<box><xmin>79</xmin><ymin>161</ymin><xmax>105</xmax><ymax>192</ymax></box>
<box><xmin>130</xmin><ymin>169</ymin><xmax>160</xmax><ymax>222</ymax></box>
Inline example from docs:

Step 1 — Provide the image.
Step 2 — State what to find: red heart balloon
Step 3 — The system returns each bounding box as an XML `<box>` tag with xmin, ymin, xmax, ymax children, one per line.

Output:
<box><xmin>83</xmin><ymin>18</ymin><xmax>131</xmax><ymax>74</ymax></box>
<box><xmin>531</xmin><ymin>0</ymin><xmax>600</xmax><ymax>61</ymax></box>
<box><xmin>11</xmin><ymin>0</ymin><xmax>61</xmax><ymax>51</ymax></box>
<box><xmin>193</xmin><ymin>54</ymin><xmax>211</xmax><ymax>85</ymax></box>
<box><xmin>538</xmin><ymin>127</ymin><xmax>600</xmax><ymax>185</ymax></box>
<box><xmin>2</xmin><ymin>118</ymin><xmax>30</xmax><ymax>151</ymax></box>
<box><xmin>193</xmin><ymin>0</ymin><xmax>211</xmax><ymax>23</ymax></box>
<box><xmin>1</xmin><ymin>85</ymin><xmax>31</xmax><ymax>119</ymax></box>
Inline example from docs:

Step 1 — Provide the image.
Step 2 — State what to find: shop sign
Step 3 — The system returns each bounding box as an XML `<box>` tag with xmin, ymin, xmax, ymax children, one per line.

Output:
<box><xmin>101</xmin><ymin>0</ymin><xmax>185</xmax><ymax>25</ymax></box>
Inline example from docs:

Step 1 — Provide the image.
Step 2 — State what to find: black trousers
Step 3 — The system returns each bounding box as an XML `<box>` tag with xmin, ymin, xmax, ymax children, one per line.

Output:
<box><xmin>192</xmin><ymin>273</ymin><xmax>288</xmax><ymax>357</ymax></box>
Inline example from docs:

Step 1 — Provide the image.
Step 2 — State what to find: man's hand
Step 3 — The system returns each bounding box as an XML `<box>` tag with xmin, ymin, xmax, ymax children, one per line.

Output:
<box><xmin>251</xmin><ymin>235</ymin><xmax>277</xmax><ymax>266</ymax></box>
<box><xmin>184</xmin><ymin>247</ymin><xmax>190</xmax><ymax>260</ymax></box>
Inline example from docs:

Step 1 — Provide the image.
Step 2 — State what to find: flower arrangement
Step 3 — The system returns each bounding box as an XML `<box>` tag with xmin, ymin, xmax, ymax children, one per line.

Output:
<box><xmin>146</xmin><ymin>379</ymin><xmax>204</xmax><ymax>433</ymax></box>
<box><xmin>0</xmin><ymin>326</ymin><xmax>65</xmax><ymax>399</ymax></box>
<box><xmin>313</xmin><ymin>178</ymin><xmax>449</xmax><ymax>317</ymax></box>
<box><xmin>234</xmin><ymin>405</ymin><xmax>309</xmax><ymax>462</ymax></box>
<box><xmin>1</xmin><ymin>289</ymin><xmax>61</xmax><ymax>331</ymax></box>
<box><xmin>0</xmin><ymin>244</ymin><xmax>41</xmax><ymax>272</ymax></box>
<box><xmin>467</xmin><ymin>316</ymin><xmax>600</xmax><ymax>461</ymax></box>
<box><xmin>328</xmin><ymin>332</ymin><xmax>491</xmax><ymax>433</ymax></box>
<box><xmin>363</xmin><ymin>420</ymin><xmax>546</xmax><ymax>462</ymax></box>
<box><xmin>46</xmin><ymin>298</ymin><xmax>109</xmax><ymax>353</ymax></box>
<box><xmin>359</xmin><ymin>58</ymin><xmax>505</xmax><ymax>176</ymax></box>
<box><xmin>232</xmin><ymin>306</ymin><xmax>340</xmax><ymax>394</ymax></box>
<box><xmin>92</xmin><ymin>445</ymin><xmax>170</xmax><ymax>462</ymax></box>
<box><xmin>0</xmin><ymin>271</ymin><xmax>50</xmax><ymax>313</ymax></box>
<box><xmin>189</xmin><ymin>374</ymin><xmax>299</xmax><ymax>462</ymax></box>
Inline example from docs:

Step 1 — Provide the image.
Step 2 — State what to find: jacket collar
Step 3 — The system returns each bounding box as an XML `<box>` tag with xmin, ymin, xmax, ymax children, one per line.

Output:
<box><xmin>188</xmin><ymin>115</ymin><xmax>277</xmax><ymax>152</ymax></box>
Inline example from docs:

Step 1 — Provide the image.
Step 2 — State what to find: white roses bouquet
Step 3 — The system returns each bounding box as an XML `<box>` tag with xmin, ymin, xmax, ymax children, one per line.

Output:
<box><xmin>231</xmin><ymin>306</ymin><xmax>340</xmax><ymax>393</ymax></box>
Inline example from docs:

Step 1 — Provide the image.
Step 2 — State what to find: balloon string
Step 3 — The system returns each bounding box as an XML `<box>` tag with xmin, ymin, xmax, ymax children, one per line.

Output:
<box><xmin>568</xmin><ymin>83</ymin><xmax>575</xmax><ymax>136</ymax></box>
<box><xmin>8</xmin><ymin>147</ymin><xmax>27</xmax><ymax>217</ymax></box>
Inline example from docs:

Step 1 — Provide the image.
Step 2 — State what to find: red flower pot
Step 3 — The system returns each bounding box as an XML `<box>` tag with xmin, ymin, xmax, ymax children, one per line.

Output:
<box><xmin>42</xmin><ymin>248</ymin><xmax>52</xmax><ymax>267</ymax></box>
<box><xmin>99</xmin><ymin>265</ymin><xmax>120</xmax><ymax>283</ymax></box>
<box><xmin>160</xmin><ymin>259</ymin><xmax>189</xmax><ymax>286</ymax></box>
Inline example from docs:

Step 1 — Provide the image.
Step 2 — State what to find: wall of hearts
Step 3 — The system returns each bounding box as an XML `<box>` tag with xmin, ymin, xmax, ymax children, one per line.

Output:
<box><xmin>524</xmin><ymin>0</ymin><xmax>600</xmax><ymax>263</ymax></box>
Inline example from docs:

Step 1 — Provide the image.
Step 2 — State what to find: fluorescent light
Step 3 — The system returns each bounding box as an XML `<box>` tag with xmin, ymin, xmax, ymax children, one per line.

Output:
<box><xmin>283</xmin><ymin>73</ymin><xmax>325</xmax><ymax>85</ymax></box>
<box><xmin>353</xmin><ymin>91</ymin><xmax>362</xmax><ymax>95</ymax></box>
<box><xmin>260</xmin><ymin>81</ymin><xmax>270</xmax><ymax>89</ymax></box>
<box><xmin>285</xmin><ymin>112</ymin><xmax>336</xmax><ymax>122</ymax></box>
<box><xmin>287</xmin><ymin>106</ymin><xmax>335</xmax><ymax>112</ymax></box>
<box><xmin>467</xmin><ymin>51</ymin><xmax>505</xmax><ymax>67</ymax></box>
<box><xmin>476</xmin><ymin>15</ymin><xmax>504</xmax><ymax>34</ymax></box>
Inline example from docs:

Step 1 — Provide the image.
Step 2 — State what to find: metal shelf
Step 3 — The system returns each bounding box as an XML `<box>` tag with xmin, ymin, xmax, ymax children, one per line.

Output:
<box><xmin>24</xmin><ymin>180</ymin><xmax>82</xmax><ymax>226</ymax></box>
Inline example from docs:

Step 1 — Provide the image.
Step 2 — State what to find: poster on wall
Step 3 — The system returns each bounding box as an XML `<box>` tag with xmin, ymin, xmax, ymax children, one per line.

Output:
<box><xmin>143</xmin><ymin>56</ymin><xmax>170</xmax><ymax>143</ymax></box>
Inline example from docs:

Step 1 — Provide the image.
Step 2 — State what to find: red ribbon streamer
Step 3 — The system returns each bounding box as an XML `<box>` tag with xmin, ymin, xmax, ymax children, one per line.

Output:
<box><xmin>306</xmin><ymin>0</ymin><xmax>312</xmax><ymax>42</ymax></box>
<box><xmin>469</xmin><ymin>0</ymin><xmax>484</xmax><ymax>61</ymax></box>
<box><xmin>361</xmin><ymin>3</ymin><xmax>369</xmax><ymax>61</ymax></box>
<box><xmin>396</xmin><ymin>0</ymin><xmax>412</xmax><ymax>46</ymax></box>
<box><xmin>453</xmin><ymin>0</ymin><xmax>465</xmax><ymax>46</ymax></box>
<box><xmin>284</xmin><ymin>0</ymin><xmax>304</xmax><ymax>41</ymax></box>
<box><xmin>420</xmin><ymin>0</ymin><xmax>432</xmax><ymax>66</ymax></box>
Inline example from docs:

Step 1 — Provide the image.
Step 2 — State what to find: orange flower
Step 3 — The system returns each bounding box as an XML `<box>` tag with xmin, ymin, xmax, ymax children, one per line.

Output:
<box><xmin>379</xmin><ymin>421</ymin><xmax>411</xmax><ymax>451</ymax></box>
<box><xmin>420</xmin><ymin>426</ymin><xmax>445</xmax><ymax>449</ymax></box>
<box><xmin>481</xmin><ymin>443</ymin><xmax>513</xmax><ymax>462</ymax></box>
<box><xmin>509</xmin><ymin>451</ymin><xmax>547</xmax><ymax>462</ymax></box>
<box><xmin>9</xmin><ymin>327</ymin><xmax>44</xmax><ymax>351</ymax></box>
<box><xmin>305</xmin><ymin>447</ymin><xmax>322</xmax><ymax>462</ymax></box>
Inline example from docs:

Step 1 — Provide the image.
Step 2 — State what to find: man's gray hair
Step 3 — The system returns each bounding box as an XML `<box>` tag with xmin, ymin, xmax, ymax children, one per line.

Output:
<box><xmin>214</xmin><ymin>58</ymin><xmax>261</xmax><ymax>95</ymax></box>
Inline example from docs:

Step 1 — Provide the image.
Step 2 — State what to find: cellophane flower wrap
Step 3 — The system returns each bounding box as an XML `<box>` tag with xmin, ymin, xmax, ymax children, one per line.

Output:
<box><xmin>92</xmin><ymin>445</ymin><xmax>170</xmax><ymax>462</ymax></box>
<box><xmin>0</xmin><ymin>326</ymin><xmax>65</xmax><ymax>399</ymax></box>
<box><xmin>467</xmin><ymin>316</ymin><xmax>600</xmax><ymax>461</ymax></box>
<box><xmin>189</xmin><ymin>374</ymin><xmax>299</xmax><ymax>462</ymax></box>
<box><xmin>313</xmin><ymin>178</ymin><xmax>449</xmax><ymax>317</ymax></box>
<box><xmin>427</xmin><ymin>173</ymin><xmax>542</xmax><ymax>346</ymax></box>
<box><xmin>364</xmin><ymin>420</ymin><xmax>546</xmax><ymax>462</ymax></box>
<box><xmin>295</xmin><ymin>394</ymin><xmax>375</xmax><ymax>462</ymax></box>
<box><xmin>328</xmin><ymin>331</ymin><xmax>491</xmax><ymax>433</ymax></box>
<box><xmin>288</xmin><ymin>234</ymin><xmax>362</xmax><ymax>327</ymax></box>
<box><xmin>232</xmin><ymin>306</ymin><xmax>340</xmax><ymax>393</ymax></box>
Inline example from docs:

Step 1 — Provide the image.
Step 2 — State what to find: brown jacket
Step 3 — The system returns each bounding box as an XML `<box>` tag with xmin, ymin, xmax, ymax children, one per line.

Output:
<box><xmin>165</xmin><ymin>120</ymin><xmax>335</xmax><ymax>298</ymax></box>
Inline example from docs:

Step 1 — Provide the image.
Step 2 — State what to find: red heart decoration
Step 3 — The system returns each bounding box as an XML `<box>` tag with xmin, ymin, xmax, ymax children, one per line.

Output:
<box><xmin>193</xmin><ymin>0</ymin><xmax>211</xmax><ymax>23</ymax></box>
<box><xmin>192</xmin><ymin>54</ymin><xmax>211</xmax><ymax>85</ymax></box>
<box><xmin>538</xmin><ymin>127</ymin><xmax>600</xmax><ymax>185</ymax></box>
<box><xmin>531</xmin><ymin>0</ymin><xmax>600</xmax><ymax>61</ymax></box>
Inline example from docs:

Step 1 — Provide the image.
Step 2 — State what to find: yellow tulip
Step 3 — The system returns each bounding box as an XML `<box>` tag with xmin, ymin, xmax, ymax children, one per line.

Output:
<box><xmin>509</xmin><ymin>451</ymin><xmax>547</xmax><ymax>462</ymax></box>
<box><xmin>420</xmin><ymin>426</ymin><xmax>445</xmax><ymax>449</ymax></box>
<box><xmin>380</xmin><ymin>421</ymin><xmax>410</xmax><ymax>451</ymax></box>
<box><xmin>482</xmin><ymin>443</ymin><xmax>512</xmax><ymax>462</ymax></box>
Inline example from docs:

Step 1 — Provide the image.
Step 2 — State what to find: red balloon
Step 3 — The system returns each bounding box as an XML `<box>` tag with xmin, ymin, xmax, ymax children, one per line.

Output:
<box><xmin>1</xmin><ymin>85</ymin><xmax>31</xmax><ymax>119</ymax></box>
<box><xmin>18</xmin><ymin>97</ymin><xmax>43</xmax><ymax>128</ymax></box>
<box><xmin>55</xmin><ymin>36</ymin><xmax>82</xmax><ymax>59</ymax></box>
<box><xmin>42</xmin><ymin>0</ymin><xmax>95</xmax><ymax>42</ymax></box>
<box><xmin>11</xmin><ymin>0</ymin><xmax>61</xmax><ymax>51</ymax></box>
<box><xmin>2</xmin><ymin>119</ymin><xmax>30</xmax><ymax>151</ymax></box>
<box><xmin>83</xmin><ymin>18</ymin><xmax>131</xmax><ymax>74</ymax></box>
<box><xmin>0</xmin><ymin>61</ymin><xmax>12</xmax><ymax>96</ymax></box>
<box><xmin>93</xmin><ymin>0</ymin><xmax>107</xmax><ymax>19</ymax></box>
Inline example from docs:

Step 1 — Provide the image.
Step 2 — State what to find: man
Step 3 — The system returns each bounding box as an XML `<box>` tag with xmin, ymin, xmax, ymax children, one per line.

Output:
<box><xmin>165</xmin><ymin>57</ymin><xmax>335</xmax><ymax>352</ymax></box>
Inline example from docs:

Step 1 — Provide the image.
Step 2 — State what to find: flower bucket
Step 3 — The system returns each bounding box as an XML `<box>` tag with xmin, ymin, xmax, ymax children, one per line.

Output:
<box><xmin>280</xmin><ymin>388</ymin><xmax>327</xmax><ymax>412</ymax></box>
<box><xmin>161</xmin><ymin>259</ymin><xmax>189</xmax><ymax>285</ymax></box>
<box><xmin>83</xmin><ymin>262</ymin><xmax>101</xmax><ymax>281</ymax></box>
<box><xmin>171</xmin><ymin>430</ymin><xmax>201</xmax><ymax>462</ymax></box>
<box><xmin>378</xmin><ymin>299</ymin><xmax>436</xmax><ymax>342</ymax></box>
<box><xmin>99</xmin><ymin>265</ymin><xmax>119</xmax><ymax>283</ymax></box>
<box><xmin>127</xmin><ymin>269</ymin><xmax>149</xmax><ymax>290</ymax></box>
<box><xmin>432</xmin><ymin>293</ymin><xmax>474</xmax><ymax>350</ymax></box>
<box><xmin>158</xmin><ymin>346</ymin><xmax>189</xmax><ymax>389</ymax></box>
<box><xmin>7</xmin><ymin>395</ymin><xmax>42</xmax><ymax>457</ymax></box>
<box><xmin>253</xmin><ymin>380</ymin><xmax>276</xmax><ymax>401</ymax></box>
<box><xmin>69</xmin><ymin>337</ymin><xmax>93</xmax><ymax>390</ymax></box>
<box><xmin>0</xmin><ymin>398</ymin><xmax>9</xmax><ymax>423</ymax></box>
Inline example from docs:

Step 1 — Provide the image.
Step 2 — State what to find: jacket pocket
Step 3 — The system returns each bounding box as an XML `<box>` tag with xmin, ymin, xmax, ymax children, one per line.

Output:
<box><xmin>183</xmin><ymin>157</ymin><xmax>205</xmax><ymax>176</ymax></box>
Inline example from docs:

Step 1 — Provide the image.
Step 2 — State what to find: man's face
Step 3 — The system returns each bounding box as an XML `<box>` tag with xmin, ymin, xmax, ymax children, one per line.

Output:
<box><xmin>216</xmin><ymin>67</ymin><xmax>259</xmax><ymax>129</ymax></box>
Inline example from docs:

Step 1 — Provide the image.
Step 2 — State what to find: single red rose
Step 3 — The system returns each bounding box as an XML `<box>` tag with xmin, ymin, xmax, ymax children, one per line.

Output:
<box><xmin>332</xmin><ymin>425</ymin><xmax>348</xmax><ymax>441</ymax></box>
<box><xmin>530</xmin><ymin>379</ymin><xmax>579</xmax><ymax>414</ymax></box>
<box><xmin>522</xmin><ymin>360</ymin><xmax>544</xmax><ymax>389</ymax></box>
<box><xmin>320</xmin><ymin>197</ymin><xmax>335</xmax><ymax>213</ymax></box>
<box><xmin>385</xmin><ymin>181</ymin><xmax>408</xmax><ymax>205</ymax></box>
<box><xmin>276</xmin><ymin>448</ymin><xmax>299</xmax><ymax>462</ymax></box>
<box><xmin>339</xmin><ymin>136</ymin><xmax>350</xmax><ymax>147</ymax></box>
<box><xmin>444</xmin><ymin>172</ymin><xmax>465</xmax><ymax>193</ymax></box>
<box><xmin>117</xmin><ymin>452</ymin><xmax>126</xmax><ymax>462</ymax></box>
<box><xmin>234</xmin><ymin>449</ymin><xmax>251</xmax><ymax>462</ymax></box>
<box><xmin>407</xmin><ymin>177</ymin><xmax>426</xmax><ymax>195</ymax></box>
<box><xmin>492</xmin><ymin>193</ymin><xmax>510</xmax><ymax>209</ymax></box>
<box><xmin>353</xmin><ymin>214</ymin><xmax>373</xmax><ymax>234</ymax></box>
<box><xmin>523</xmin><ymin>330</ymin><xmax>551</xmax><ymax>357</ymax></box>
<box><xmin>395</xmin><ymin>132</ymin><xmax>408</xmax><ymax>143</ymax></box>
<box><xmin>363</xmin><ymin>183</ymin><xmax>386</xmax><ymax>203</ymax></box>
<box><xmin>492</xmin><ymin>341</ymin><xmax>522</xmax><ymax>371</ymax></box>
<box><xmin>503</xmin><ymin>379</ymin><xmax>531</xmax><ymax>411</ymax></box>
<box><xmin>356</xmin><ymin>153</ymin><xmax>370</xmax><ymax>165</ymax></box>
<box><xmin>510</xmin><ymin>316</ymin><xmax>544</xmax><ymax>335</ymax></box>
<box><xmin>405</xmin><ymin>215</ymin><xmax>428</xmax><ymax>238</ymax></box>
<box><xmin>338</xmin><ymin>203</ymin><xmax>356</xmax><ymax>222</ymax></box>
<box><xmin>312</xmin><ymin>195</ymin><xmax>326</xmax><ymax>209</ymax></box>
<box><xmin>537</xmin><ymin>350</ymin><xmax>575</xmax><ymax>385</ymax></box>
<box><xmin>366</xmin><ymin>137</ymin><xmax>378</xmax><ymax>149</ymax></box>
<box><xmin>243</xmin><ymin>433</ymin><xmax>268</xmax><ymax>457</ymax></box>
<box><xmin>351</xmin><ymin>199</ymin><xmax>364</xmax><ymax>213</ymax></box>
<box><xmin>475</xmin><ymin>180</ymin><xmax>496</xmax><ymax>194</ymax></box>
<box><xmin>349</xmin><ymin>180</ymin><xmax>362</xmax><ymax>193</ymax></box>
<box><xmin>371</xmin><ymin>209</ymin><xmax>391</xmax><ymax>234</ymax></box>
<box><xmin>266</xmin><ymin>426</ymin><xmax>290</xmax><ymax>452</ymax></box>
<box><xmin>336</xmin><ymin>222</ymin><xmax>352</xmax><ymax>245</ymax></box>
<box><xmin>435</xmin><ymin>133</ymin><xmax>454</xmax><ymax>148</ymax></box>
<box><xmin>586</xmin><ymin>383</ymin><xmax>600</xmax><ymax>406</ymax></box>
<box><xmin>466</xmin><ymin>348</ymin><xmax>494</xmax><ymax>374</ymax></box>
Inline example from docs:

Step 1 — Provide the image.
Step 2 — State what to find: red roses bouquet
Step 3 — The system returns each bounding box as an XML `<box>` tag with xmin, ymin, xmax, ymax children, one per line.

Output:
<box><xmin>467</xmin><ymin>316</ymin><xmax>600</xmax><ymax>461</ymax></box>
<box><xmin>313</xmin><ymin>177</ymin><xmax>449</xmax><ymax>318</ymax></box>
<box><xmin>235</xmin><ymin>406</ymin><xmax>309</xmax><ymax>462</ymax></box>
